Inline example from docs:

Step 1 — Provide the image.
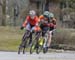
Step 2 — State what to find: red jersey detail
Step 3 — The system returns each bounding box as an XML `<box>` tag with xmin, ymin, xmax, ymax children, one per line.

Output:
<box><xmin>23</xmin><ymin>16</ymin><xmax>39</xmax><ymax>27</ymax></box>
<box><xmin>27</xmin><ymin>16</ymin><xmax>38</xmax><ymax>25</ymax></box>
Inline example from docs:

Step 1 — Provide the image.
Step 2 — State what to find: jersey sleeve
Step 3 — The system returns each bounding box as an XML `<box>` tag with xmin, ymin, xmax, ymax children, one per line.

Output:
<box><xmin>52</xmin><ymin>18</ymin><xmax>56</xmax><ymax>25</ymax></box>
<box><xmin>39</xmin><ymin>15</ymin><xmax>44</xmax><ymax>20</ymax></box>
<box><xmin>35</xmin><ymin>16</ymin><xmax>39</xmax><ymax>26</ymax></box>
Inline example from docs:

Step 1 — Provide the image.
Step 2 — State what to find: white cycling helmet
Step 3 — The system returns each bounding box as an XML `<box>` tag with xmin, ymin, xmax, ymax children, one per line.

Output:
<box><xmin>29</xmin><ymin>10</ymin><xmax>36</xmax><ymax>19</ymax></box>
<box><xmin>49</xmin><ymin>12</ymin><xmax>54</xmax><ymax>18</ymax></box>
<box><xmin>29</xmin><ymin>10</ymin><xmax>36</xmax><ymax>16</ymax></box>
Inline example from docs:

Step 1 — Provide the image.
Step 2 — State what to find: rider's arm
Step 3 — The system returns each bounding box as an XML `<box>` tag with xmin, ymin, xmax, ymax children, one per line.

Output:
<box><xmin>22</xmin><ymin>20</ymin><xmax>28</xmax><ymax>27</ymax></box>
<box><xmin>20</xmin><ymin>16</ymin><xmax>29</xmax><ymax>30</ymax></box>
<box><xmin>52</xmin><ymin>18</ymin><xmax>56</xmax><ymax>25</ymax></box>
<box><xmin>47</xmin><ymin>18</ymin><xmax>56</xmax><ymax>29</ymax></box>
<box><xmin>22</xmin><ymin>16</ymin><xmax>29</xmax><ymax>27</ymax></box>
<box><xmin>21</xmin><ymin>20</ymin><xmax>28</xmax><ymax>30</ymax></box>
<box><xmin>39</xmin><ymin>15</ymin><xmax>46</xmax><ymax>24</ymax></box>
<box><xmin>51</xmin><ymin>18</ymin><xmax>56</xmax><ymax>29</ymax></box>
<box><xmin>35</xmin><ymin>16</ymin><xmax>40</xmax><ymax>26</ymax></box>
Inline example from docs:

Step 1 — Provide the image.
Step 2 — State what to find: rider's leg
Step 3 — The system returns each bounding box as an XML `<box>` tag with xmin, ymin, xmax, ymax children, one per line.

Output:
<box><xmin>47</xmin><ymin>31</ymin><xmax>53</xmax><ymax>48</ymax></box>
<box><xmin>43</xmin><ymin>31</ymin><xmax>53</xmax><ymax>53</ymax></box>
<box><xmin>47</xmin><ymin>28</ymin><xmax>56</xmax><ymax>48</ymax></box>
<box><xmin>26</xmin><ymin>23</ymin><xmax>31</xmax><ymax>31</ymax></box>
<box><xmin>22</xmin><ymin>23</ymin><xmax>30</xmax><ymax>41</ymax></box>
<box><xmin>29</xmin><ymin>26</ymin><xmax>36</xmax><ymax>45</ymax></box>
<box><xmin>42</xmin><ymin>31</ymin><xmax>46</xmax><ymax>48</ymax></box>
<box><xmin>29</xmin><ymin>32</ymin><xmax>32</xmax><ymax>44</ymax></box>
<box><xmin>25</xmin><ymin>23</ymin><xmax>32</xmax><ymax>45</ymax></box>
<box><xmin>42</xmin><ymin>27</ymin><xmax>48</xmax><ymax>48</ymax></box>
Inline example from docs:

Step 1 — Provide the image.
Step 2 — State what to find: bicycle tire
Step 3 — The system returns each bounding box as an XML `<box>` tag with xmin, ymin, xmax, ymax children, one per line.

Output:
<box><xmin>18</xmin><ymin>37</ymin><xmax>29</xmax><ymax>54</ymax></box>
<box><xmin>43</xmin><ymin>32</ymin><xmax>48</xmax><ymax>54</ymax></box>
<box><xmin>30</xmin><ymin>43</ymin><xmax>36</xmax><ymax>54</ymax></box>
<box><xmin>18</xmin><ymin>31</ymin><xmax>30</xmax><ymax>54</ymax></box>
<box><xmin>30</xmin><ymin>32</ymin><xmax>37</xmax><ymax>54</ymax></box>
<box><xmin>36</xmin><ymin>37</ymin><xmax>44</xmax><ymax>54</ymax></box>
<box><xmin>22</xmin><ymin>39</ymin><xmax>29</xmax><ymax>54</ymax></box>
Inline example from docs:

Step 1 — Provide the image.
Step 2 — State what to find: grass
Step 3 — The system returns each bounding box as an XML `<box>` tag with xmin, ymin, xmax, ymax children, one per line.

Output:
<box><xmin>53</xmin><ymin>28</ymin><xmax>75</xmax><ymax>44</ymax></box>
<box><xmin>0</xmin><ymin>26</ymin><xmax>24</xmax><ymax>52</ymax></box>
<box><xmin>0</xmin><ymin>26</ymin><xmax>75</xmax><ymax>52</ymax></box>
<box><xmin>52</xmin><ymin>28</ymin><xmax>75</xmax><ymax>50</ymax></box>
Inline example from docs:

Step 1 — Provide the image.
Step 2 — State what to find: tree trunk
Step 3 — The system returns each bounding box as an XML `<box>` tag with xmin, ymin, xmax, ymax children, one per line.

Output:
<box><xmin>2</xmin><ymin>0</ymin><xmax>6</xmax><ymax>26</ymax></box>
<box><xmin>44</xmin><ymin>0</ymin><xmax>49</xmax><ymax>11</ymax></box>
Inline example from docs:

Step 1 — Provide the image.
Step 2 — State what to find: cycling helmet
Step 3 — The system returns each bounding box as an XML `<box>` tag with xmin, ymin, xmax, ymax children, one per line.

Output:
<box><xmin>43</xmin><ymin>11</ymin><xmax>50</xmax><ymax>18</ymax></box>
<box><xmin>49</xmin><ymin>12</ymin><xmax>54</xmax><ymax>18</ymax></box>
<box><xmin>29</xmin><ymin>10</ymin><xmax>36</xmax><ymax>16</ymax></box>
<box><xmin>29</xmin><ymin>10</ymin><xmax>36</xmax><ymax>19</ymax></box>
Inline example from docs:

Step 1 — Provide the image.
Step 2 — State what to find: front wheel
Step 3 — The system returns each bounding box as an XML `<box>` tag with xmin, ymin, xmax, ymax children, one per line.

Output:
<box><xmin>18</xmin><ymin>30</ymin><xmax>30</xmax><ymax>54</ymax></box>
<box><xmin>36</xmin><ymin>37</ymin><xmax>44</xmax><ymax>54</ymax></box>
<box><xmin>36</xmin><ymin>45</ymin><xmax>42</xmax><ymax>54</ymax></box>
<box><xmin>18</xmin><ymin>46</ymin><xmax>21</xmax><ymax>54</ymax></box>
<box><xmin>30</xmin><ymin>43</ymin><xmax>36</xmax><ymax>54</ymax></box>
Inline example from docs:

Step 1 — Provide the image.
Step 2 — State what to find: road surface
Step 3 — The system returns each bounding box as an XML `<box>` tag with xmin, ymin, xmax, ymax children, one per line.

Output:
<box><xmin>0</xmin><ymin>51</ymin><xmax>75</xmax><ymax>60</ymax></box>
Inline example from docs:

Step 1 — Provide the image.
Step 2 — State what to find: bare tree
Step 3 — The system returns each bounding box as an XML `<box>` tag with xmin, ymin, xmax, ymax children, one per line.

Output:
<box><xmin>2</xmin><ymin>0</ymin><xmax>6</xmax><ymax>26</ymax></box>
<box><xmin>0</xmin><ymin>0</ymin><xmax>6</xmax><ymax>26</ymax></box>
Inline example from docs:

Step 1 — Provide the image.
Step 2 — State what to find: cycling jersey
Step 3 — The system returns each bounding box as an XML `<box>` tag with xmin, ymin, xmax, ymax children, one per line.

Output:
<box><xmin>39</xmin><ymin>15</ymin><xmax>44</xmax><ymax>20</ymax></box>
<box><xmin>39</xmin><ymin>15</ymin><xmax>56</xmax><ymax>31</ymax></box>
<box><xmin>22</xmin><ymin>16</ymin><xmax>39</xmax><ymax>27</ymax></box>
<box><xmin>39</xmin><ymin>15</ymin><xmax>49</xmax><ymax>21</ymax></box>
<box><xmin>39</xmin><ymin>15</ymin><xmax>49</xmax><ymax>27</ymax></box>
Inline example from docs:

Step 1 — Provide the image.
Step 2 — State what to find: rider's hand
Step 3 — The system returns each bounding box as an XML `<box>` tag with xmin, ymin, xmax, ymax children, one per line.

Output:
<box><xmin>20</xmin><ymin>26</ymin><xmax>24</xmax><ymax>30</ymax></box>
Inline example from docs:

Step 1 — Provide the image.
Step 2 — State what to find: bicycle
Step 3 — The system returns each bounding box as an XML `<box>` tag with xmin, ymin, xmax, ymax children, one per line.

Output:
<box><xmin>30</xmin><ymin>30</ymin><xmax>49</xmax><ymax>54</ymax></box>
<box><xmin>36</xmin><ymin>34</ymin><xmax>45</xmax><ymax>54</ymax></box>
<box><xmin>42</xmin><ymin>30</ymin><xmax>49</xmax><ymax>53</ymax></box>
<box><xmin>18</xmin><ymin>30</ymin><xmax>31</xmax><ymax>54</ymax></box>
<box><xmin>30</xmin><ymin>31</ymin><xmax>44</xmax><ymax>54</ymax></box>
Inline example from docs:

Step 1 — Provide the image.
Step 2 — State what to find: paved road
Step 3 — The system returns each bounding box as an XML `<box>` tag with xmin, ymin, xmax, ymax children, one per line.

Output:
<box><xmin>0</xmin><ymin>51</ymin><xmax>75</xmax><ymax>60</ymax></box>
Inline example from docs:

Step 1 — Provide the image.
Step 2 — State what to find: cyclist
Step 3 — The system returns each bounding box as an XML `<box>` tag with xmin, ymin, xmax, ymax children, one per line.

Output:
<box><xmin>21</xmin><ymin>10</ymin><xmax>40</xmax><ymax>45</ymax></box>
<box><xmin>47</xmin><ymin>12</ymin><xmax>56</xmax><ymax>50</ymax></box>
<box><xmin>39</xmin><ymin>11</ymin><xmax>56</xmax><ymax>53</ymax></box>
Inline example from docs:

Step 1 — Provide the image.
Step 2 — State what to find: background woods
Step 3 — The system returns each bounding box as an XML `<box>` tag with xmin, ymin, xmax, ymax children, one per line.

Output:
<box><xmin>0</xmin><ymin>0</ymin><xmax>75</xmax><ymax>50</ymax></box>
